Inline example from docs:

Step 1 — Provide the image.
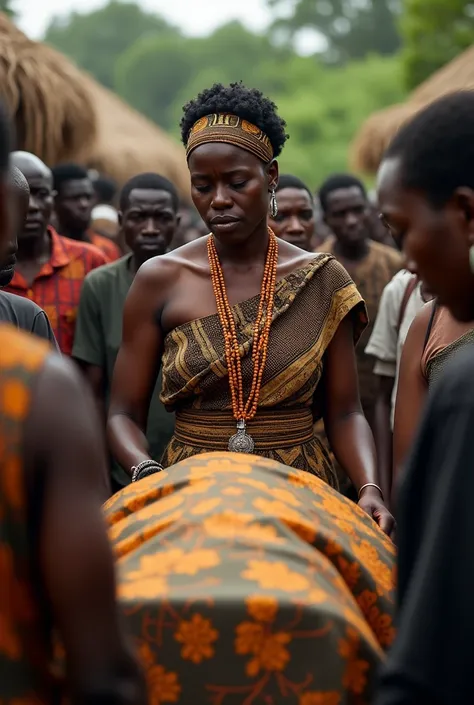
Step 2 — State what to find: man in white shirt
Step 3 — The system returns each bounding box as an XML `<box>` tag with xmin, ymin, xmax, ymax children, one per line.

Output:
<box><xmin>365</xmin><ymin>270</ymin><xmax>429</xmax><ymax>501</ymax></box>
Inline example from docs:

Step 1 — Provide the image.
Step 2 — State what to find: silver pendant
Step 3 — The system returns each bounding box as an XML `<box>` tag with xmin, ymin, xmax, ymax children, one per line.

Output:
<box><xmin>228</xmin><ymin>419</ymin><xmax>255</xmax><ymax>453</ymax></box>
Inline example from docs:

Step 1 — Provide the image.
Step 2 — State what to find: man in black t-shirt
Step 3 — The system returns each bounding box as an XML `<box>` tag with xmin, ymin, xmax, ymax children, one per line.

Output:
<box><xmin>0</xmin><ymin>166</ymin><xmax>58</xmax><ymax>349</ymax></box>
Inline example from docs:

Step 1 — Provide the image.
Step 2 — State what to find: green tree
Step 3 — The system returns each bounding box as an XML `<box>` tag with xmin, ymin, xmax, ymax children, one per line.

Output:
<box><xmin>267</xmin><ymin>0</ymin><xmax>401</xmax><ymax>63</ymax></box>
<box><xmin>0</xmin><ymin>0</ymin><xmax>15</xmax><ymax>17</ymax></box>
<box><xmin>117</xmin><ymin>21</ymin><xmax>292</xmax><ymax>130</ymax></box>
<box><xmin>44</xmin><ymin>1</ymin><xmax>179</xmax><ymax>88</ymax></box>
<box><xmin>401</xmin><ymin>0</ymin><xmax>474</xmax><ymax>88</ymax></box>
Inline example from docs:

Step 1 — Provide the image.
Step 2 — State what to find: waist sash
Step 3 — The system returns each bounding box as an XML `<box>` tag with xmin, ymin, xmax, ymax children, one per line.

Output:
<box><xmin>174</xmin><ymin>408</ymin><xmax>314</xmax><ymax>450</ymax></box>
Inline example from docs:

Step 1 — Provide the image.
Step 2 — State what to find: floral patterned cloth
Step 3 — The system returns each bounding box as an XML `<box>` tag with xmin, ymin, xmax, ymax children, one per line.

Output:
<box><xmin>104</xmin><ymin>452</ymin><xmax>396</xmax><ymax>705</ymax></box>
<box><xmin>0</xmin><ymin>325</ymin><xmax>58</xmax><ymax>705</ymax></box>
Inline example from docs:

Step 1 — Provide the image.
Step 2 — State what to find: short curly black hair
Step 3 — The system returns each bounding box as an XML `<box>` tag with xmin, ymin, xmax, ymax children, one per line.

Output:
<box><xmin>180</xmin><ymin>82</ymin><xmax>289</xmax><ymax>158</ymax></box>
<box><xmin>385</xmin><ymin>91</ymin><xmax>474</xmax><ymax>207</ymax></box>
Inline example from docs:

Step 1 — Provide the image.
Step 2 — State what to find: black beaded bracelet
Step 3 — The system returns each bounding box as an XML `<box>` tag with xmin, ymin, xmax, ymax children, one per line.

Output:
<box><xmin>136</xmin><ymin>464</ymin><xmax>162</xmax><ymax>482</ymax></box>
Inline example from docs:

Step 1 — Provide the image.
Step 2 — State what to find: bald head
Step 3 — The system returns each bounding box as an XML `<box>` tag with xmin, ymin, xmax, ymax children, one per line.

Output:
<box><xmin>10</xmin><ymin>152</ymin><xmax>54</xmax><ymax>242</ymax></box>
<box><xmin>11</xmin><ymin>151</ymin><xmax>53</xmax><ymax>186</ymax></box>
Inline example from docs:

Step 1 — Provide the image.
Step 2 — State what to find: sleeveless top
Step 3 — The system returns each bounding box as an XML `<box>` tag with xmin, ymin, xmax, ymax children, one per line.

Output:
<box><xmin>0</xmin><ymin>324</ymin><xmax>58</xmax><ymax>705</ymax></box>
<box><xmin>421</xmin><ymin>304</ymin><xmax>474</xmax><ymax>385</ymax></box>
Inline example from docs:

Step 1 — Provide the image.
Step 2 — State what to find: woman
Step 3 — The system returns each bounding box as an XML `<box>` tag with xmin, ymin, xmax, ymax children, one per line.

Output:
<box><xmin>108</xmin><ymin>82</ymin><xmax>392</xmax><ymax>533</ymax></box>
<box><xmin>106</xmin><ymin>452</ymin><xmax>396</xmax><ymax>705</ymax></box>
<box><xmin>393</xmin><ymin>299</ymin><xmax>474</xmax><ymax>494</ymax></box>
<box><xmin>375</xmin><ymin>91</ymin><xmax>474</xmax><ymax>705</ymax></box>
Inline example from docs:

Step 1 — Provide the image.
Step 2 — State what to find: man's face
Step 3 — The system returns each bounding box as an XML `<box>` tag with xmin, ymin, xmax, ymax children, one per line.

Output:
<box><xmin>55</xmin><ymin>178</ymin><xmax>95</xmax><ymax>232</ymax></box>
<box><xmin>325</xmin><ymin>186</ymin><xmax>370</xmax><ymax>247</ymax></box>
<box><xmin>120</xmin><ymin>189</ymin><xmax>178</xmax><ymax>264</ymax></box>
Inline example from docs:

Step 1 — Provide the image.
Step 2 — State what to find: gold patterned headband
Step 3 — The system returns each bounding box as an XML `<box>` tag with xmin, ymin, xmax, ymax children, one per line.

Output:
<box><xmin>186</xmin><ymin>113</ymin><xmax>274</xmax><ymax>163</ymax></box>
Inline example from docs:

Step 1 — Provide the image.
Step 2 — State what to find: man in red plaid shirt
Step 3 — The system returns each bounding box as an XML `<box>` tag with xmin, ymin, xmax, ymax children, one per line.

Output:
<box><xmin>6</xmin><ymin>152</ymin><xmax>107</xmax><ymax>355</ymax></box>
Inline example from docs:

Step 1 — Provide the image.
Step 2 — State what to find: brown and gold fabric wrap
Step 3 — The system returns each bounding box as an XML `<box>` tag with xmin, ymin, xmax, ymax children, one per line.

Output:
<box><xmin>159</xmin><ymin>254</ymin><xmax>367</xmax><ymax>486</ymax></box>
<box><xmin>186</xmin><ymin>113</ymin><xmax>274</xmax><ymax>163</ymax></box>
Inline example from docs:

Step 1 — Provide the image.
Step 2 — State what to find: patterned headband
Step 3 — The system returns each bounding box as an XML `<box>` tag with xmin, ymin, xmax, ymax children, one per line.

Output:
<box><xmin>186</xmin><ymin>113</ymin><xmax>274</xmax><ymax>163</ymax></box>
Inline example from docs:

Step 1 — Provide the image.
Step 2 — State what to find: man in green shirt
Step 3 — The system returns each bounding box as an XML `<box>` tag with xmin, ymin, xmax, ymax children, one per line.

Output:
<box><xmin>73</xmin><ymin>173</ymin><xmax>180</xmax><ymax>491</ymax></box>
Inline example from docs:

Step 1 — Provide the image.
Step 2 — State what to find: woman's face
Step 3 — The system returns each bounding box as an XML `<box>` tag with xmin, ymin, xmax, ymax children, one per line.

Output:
<box><xmin>269</xmin><ymin>187</ymin><xmax>315</xmax><ymax>250</ymax></box>
<box><xmin>377</xmin><ymin>156</ymin><xmax>474</xmax><ymax>322</ymax></box>
<box><xmin>188</xmin><ymin>142</ymin><xmax>278</xmax><ymax>246</ymax></box>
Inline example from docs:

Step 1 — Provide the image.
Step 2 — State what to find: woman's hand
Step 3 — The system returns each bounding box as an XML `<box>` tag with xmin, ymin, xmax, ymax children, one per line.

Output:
<box><xmin>358</xmin><ymin>486</ymin><xmax>395</xmax><ymax>537</ymax></box>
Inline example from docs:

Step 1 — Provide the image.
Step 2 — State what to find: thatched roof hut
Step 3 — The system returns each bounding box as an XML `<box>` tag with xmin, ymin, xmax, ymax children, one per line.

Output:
<box><xmin>351</xmin><ymin>46</ymin><xmax>474</xmax><ymax>173</ymax></box>
<box><xmin>0</xmin><ymin>13</ymin><xmax>190</xmax><ymax>200</ymax></box>
<box><xmin>77</xmin><ymin>74</ymin><xmax>190</xmax><ymax>200</ymax></box>
<box><xmin>0</xmin><ymin>14</ymin><xmax>96</xmax><ymax>165</ymax></box>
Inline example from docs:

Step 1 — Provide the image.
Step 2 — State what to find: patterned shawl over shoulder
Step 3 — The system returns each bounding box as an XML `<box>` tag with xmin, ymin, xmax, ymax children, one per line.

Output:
<box><xmin>161</xmin><ymin>254</ymin><xmax>367</xmax><ymax>413</ymax></box>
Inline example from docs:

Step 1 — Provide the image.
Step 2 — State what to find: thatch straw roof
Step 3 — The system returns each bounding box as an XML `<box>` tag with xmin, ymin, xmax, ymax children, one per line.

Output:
<box><xmin>351</xmin><ymin>46</ymin><xmax>474</xmax><ymax>173</ymax></box>
<box><xmin>0</xmin><ymin>13</ymin><xmax>190</xmax><ymax>200</ymax></box>
<box><xmin>77</xmin><ymin>74</ymin><xmax>190</xmax><ymax>200</ymax></box>
<box><xmin>0</xmin><ymin>14</ymin><xmax>97</xmax><ymax>165</ymax></box>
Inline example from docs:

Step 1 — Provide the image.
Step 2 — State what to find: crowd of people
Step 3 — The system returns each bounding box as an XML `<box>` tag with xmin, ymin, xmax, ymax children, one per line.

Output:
<box><xmin>1</xmin><ymin>81</ymin><xmax>473</xmax><ymax>705</ymax></box>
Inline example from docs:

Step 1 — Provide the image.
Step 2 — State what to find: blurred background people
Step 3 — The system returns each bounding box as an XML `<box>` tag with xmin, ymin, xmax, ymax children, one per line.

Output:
<box><xmin>269</xmin><ymin>173</ymin><xmax>315</xmax><ymax>251</ymax></box>
<box><xmin>318</xmin><ymin>173</ymin><xmax>402</xmax><ymax>432</ymax></box>
<box><xmin>73</xmin><ymin>173</ymin><xmax>178</xmax><ymax>492</ymax></box>
<box><xmin>0</xmin><ymin>164</ymin><xmax>58</xmax><ymax>348</ymax></box>
<box><xmin>365</xmin><ymin>270</ymin><xmax>431</xmax><ymax>499</ymax></box>
<box><xmin>52</xmin><ymin>163</ymin><xmax>121</xmax><ymax>261</ymax></box>
<box><xmin>5</xmin><ymin>152</ymin><xmax>107</xmax><ymax>355</ymax></box>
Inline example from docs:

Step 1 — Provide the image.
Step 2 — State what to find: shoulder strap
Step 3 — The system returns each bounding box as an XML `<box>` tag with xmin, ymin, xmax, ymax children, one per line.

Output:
<box><xmin>423</xmin><ymin>300</ymin><xmax>438</xmax><ymax>353</ymax></box>
<box><xmin>397</xmin><ymin>274</ymin><xmax>418</xmax><ymax>332</ymax></box>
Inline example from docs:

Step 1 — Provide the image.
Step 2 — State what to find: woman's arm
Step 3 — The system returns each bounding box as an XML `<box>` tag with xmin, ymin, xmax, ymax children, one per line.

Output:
<box><xmin>323</xmin><ymin>315</ymin><xmax>394</xmax><ymax>535</ymax></box>
<box><xmin>392</xmin><ymin>302</ymin><xmax>432</xmax><ymax>501</ymax></box>
<box><xmin>107</xmin><ymin>260</ymin><xmax>169</xmax><ymax>476</ymax></box>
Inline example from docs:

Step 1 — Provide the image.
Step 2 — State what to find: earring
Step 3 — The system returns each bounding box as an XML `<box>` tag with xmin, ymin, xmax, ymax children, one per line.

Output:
<box><xmin>269</xmin><ymin>188</ymin><xmax>278</xmax><ymax>218</ymax></box>
<box><xmin>469</xmin><ymin>245</ymin><xmax>474</xmax><ymax>274</ymax></box>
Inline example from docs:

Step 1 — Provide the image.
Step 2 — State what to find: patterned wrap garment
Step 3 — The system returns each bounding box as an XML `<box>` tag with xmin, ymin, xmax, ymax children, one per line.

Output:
<box><xmin>159</xmin><ymin>254</ymin><xmax>367</xmax><ymax>487</ymax></box>
<box><xmin>0</xmin><ymin>324</ymin><xmax>59</xmax><ymax>705</ymax></box>
<box><xmin>105</xmin><ymin>452</ymin><xmax>396</xmax><ymax>705</ymax></box>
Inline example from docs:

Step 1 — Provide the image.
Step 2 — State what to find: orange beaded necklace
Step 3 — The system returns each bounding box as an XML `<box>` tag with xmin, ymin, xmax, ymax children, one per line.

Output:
<box><xmin>207</xmin><ymin>229</ymin><xmax>279</xmax><ymax>452</ymax></box>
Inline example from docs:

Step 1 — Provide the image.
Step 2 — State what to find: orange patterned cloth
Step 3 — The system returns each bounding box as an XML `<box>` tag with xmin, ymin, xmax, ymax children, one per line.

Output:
<box><xmin>0</xmin><ymin>324</ymin><xmax>59</xmax><ymax>704</ymax></box>
<box><xmin>88</xmin><ymin>230</ymin><xmax>121</xmax><ymax>262</ymax></box>
<box><xmin>105</xmin><ymin>452</ymin><xmax>396</xmax><ymax>705</ymax></box>
<box><xmin>5</xmin><ymin>227</ymin><xmax>107</xmax><ymax>355</ymax></box>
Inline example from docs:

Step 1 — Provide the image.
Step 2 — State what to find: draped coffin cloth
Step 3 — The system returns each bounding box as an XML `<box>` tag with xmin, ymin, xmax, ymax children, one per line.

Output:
<box><xmin>105</xmin><ymin>452</ymin><xmax>396</xmax><ymax>705</ymax></box>
<box><xmin>159</xmin><ymin>254</ymin><xmax>367</xmax><ymax>485</ymax></box>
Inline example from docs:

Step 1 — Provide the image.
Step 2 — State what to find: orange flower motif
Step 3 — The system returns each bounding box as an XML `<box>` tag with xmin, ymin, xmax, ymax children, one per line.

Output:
<box><xmin>288</xmin><ymin>470</ymin><xmax>323</xmax><ymax>493</ymax></box>
<box><xmin>283</xmin><ymin>517</ymin><xmax>317</xmax><ymax>544</ymax></box>
<box><xmin>132</xmin><ymin>494</ymin><xmax>184</xmax><ymax>523</ymax></box>
<box><xmin>306</xmin><ymin>588</ymin><xmax>329</xmax><ymax>605</ymax></box>
<box><xmin>337</xmin><ymin>556</ymin><xmax>361</xmax><ymax>590</ymax></box>
<box><xmin>174</xmin><ymin>548</ymin><xmax>220</xmax><ymax>576</ymax></box>
<box><xmin>189</xmin><ymin>458</ymin><xmax>253</xmax><ymax>479</ymax></box>
<box><xmin>190</xmin><ymin>498</ymin><xmax>222</xmax><ymax>515</ymax></box>
<box><xmin>246</xmin><ymin>595</ymin><xmax>278</xmax><ymax>622</ymax></box>
<box><xmin>246</xmin><ymin>631</ymin><xmax>291</xmax><ymax>677</ymax></box>
<box><xmin>147</xmin><ymin>665</ymin><xmax>181</xmax><ymax>704</ymax></box>
<box><xmin>222</xmin><ymin>486</ymin><xmax>244</xmax><ymax>496</ymax></box>
<box><xmin>338</xmin><ymin>627</ymin><xmax>369</xmax><ymax>695</ymax></box>
<box><xmin>138</xmin><ymin>641</ymin><xmax>155</xmax><ymax>668</ymax></box>
<box><xmin>174</xmin><ymin>613</ymin><xmax>218</xmax><ymax>663</ymax></box>
<box><xmin>253</xmin><ymin>497</ymin><xmax>304</xmax><ymax>524</ymax></box>
<box><xmin>203</xmin><ymin>513</ymin><xmax>279</xmax><ymax>542</ymax></box>
<box><xmin>242</xmin><ymin>560</ymin><xmax>309</xmax><ymax>592</ymax></box>
<box><xmin>183</xmin><ymin>479</ymin><xmax>216</xmax><ymax>495</ymax></box>
<box><xmin>235</xmin><ymin>621</ymin><xmax>265</xmax><ymax>655</ymax></box>
<box><xmin>299</xmin><ymin>692</ymin><xmax>341</xmax><ymax>705</ymax></box>
<box><xmin>349</xmin><ymin>540</ymin><xmax>394</xmax><ymax>596</ymax></box>
<box><xmin>238</xmin><ymin>477</ymin><xmax>272</xmax><ymax>492</ymax></box>
<box><xmin>269</xmin><ymin>487</ymin><xmax>301</xmax><ymax>507</ymax></box>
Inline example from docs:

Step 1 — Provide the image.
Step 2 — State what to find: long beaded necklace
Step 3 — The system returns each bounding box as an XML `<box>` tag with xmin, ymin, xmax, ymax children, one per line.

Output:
<box><xmin>207</xmin><ymin>229</ymin><xmax>279</xmax><ymax>452</ymax></box>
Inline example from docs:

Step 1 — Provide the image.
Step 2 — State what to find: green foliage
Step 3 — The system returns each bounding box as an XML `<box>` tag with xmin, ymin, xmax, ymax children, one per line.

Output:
<box><xmin>0</xmin><ymin>0</ymin><xmax>15</xmax><ymax>17</ymax></box>
<box><xmin>267</xmin><ymin>0</ymin><xmax>401</xmax><ymax>63</ymax></box>
<box><xmin>43</xmin><ymin>1</ymin><xmax>408</xmax><ymax>187</ymax></box>
<box><xmin>401</xmin><ymin>0</ymin><xmax>474</xmax><ymax>88</ymax></box>
<box><xmin>44</xmin><ymin>1</ymin><xmax>178</xmax><ymax>88</ymax></box>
